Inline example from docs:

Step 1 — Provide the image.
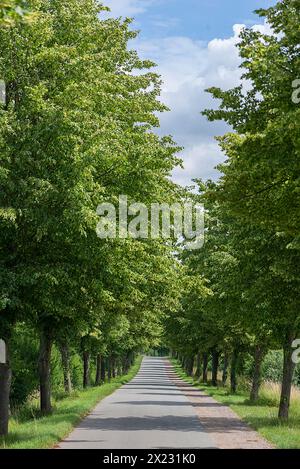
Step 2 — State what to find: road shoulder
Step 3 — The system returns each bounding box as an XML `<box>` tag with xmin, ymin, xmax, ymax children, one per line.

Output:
<box><xmin>168</xmin><ymin>362</ymin><xmax>273</xmax><ymax>449</ymax></box>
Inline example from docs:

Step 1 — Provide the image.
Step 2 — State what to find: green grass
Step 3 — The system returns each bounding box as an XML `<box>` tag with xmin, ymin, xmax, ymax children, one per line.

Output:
<box><xmin>172</xmin><ymin>360</ymin><xmax>300</xmax><ymax>449</ymax></box>
<box><xmin>0</xmin><ymin>356</ymin><xmax>142</xmax><ymax>449</ymax></box>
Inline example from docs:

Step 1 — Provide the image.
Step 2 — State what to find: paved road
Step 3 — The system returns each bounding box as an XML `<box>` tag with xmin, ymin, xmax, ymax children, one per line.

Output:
<box><xmin>59</xmin><ymin>357</ymin><xmax>215</xmax><ymax>449</ymax></box>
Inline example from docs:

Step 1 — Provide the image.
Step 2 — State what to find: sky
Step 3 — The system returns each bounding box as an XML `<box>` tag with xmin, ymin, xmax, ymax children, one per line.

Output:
<box><xmin>104</xmin><ymin>0</ymin><xmax>276</xmax><ymax>187</ymax></box>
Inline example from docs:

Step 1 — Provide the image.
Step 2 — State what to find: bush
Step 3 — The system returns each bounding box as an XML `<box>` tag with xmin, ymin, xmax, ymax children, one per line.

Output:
<box><xmin>10</xmin><ymin>324</ymin><xmax>39</xmax><ymax>406</ymax></box>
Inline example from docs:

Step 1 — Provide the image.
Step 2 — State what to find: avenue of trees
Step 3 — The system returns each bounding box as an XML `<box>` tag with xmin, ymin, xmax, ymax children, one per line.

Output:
<box><xmin>165</xmin><ymin>0</ymin><xmax>300</xmax><ymax>421</ymax></box>
<box><xmin>0</xmin><ymin>0</ymin><xmax>299</xmax><ymax>440</ymax></box>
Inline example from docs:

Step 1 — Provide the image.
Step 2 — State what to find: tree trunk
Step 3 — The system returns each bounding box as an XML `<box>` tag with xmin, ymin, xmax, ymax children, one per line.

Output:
<box><xmin>278</xmin><ymin>332</ymin><xmax>296</xmax><ymax>420</ymax></box>
<box><xmin>195</xmin><ymin>352</ymin><xmax>201</xmax><ymax>379</ymax></box>
<box><xmin>222</xmin><ymin>352</ymin><xmax>229</xmax><ymax>386</ymax></box>
<box><xmin>202</xmin><ymin>353</ymin><xmax>208</xmax><ymax>383</ymax></box>
<box><xmin>101</xmin><ymin>356</ymin><xmax>106</xmax><ymax>382</ymax></box>
<box><xmin>60</xmin><ymin>343</ymin><xmax>72</xmax><ymax>394</ymax></box>
<box><xmin>211</xmin><ymin>349</ymin><xmax>220</xmax><ymax>387</ymax></box>
<box><xmin>83</xmin><ymin>351</ymin><xmax>90</xmax><ymax>388</ymax></box>
<box><xmin>124</xmin><ymin>352</ymin><xmax>131</xmax><ymax>374</ymax></box>
<box><xmin>112</xmin><ymin>357</ymin><xmax>116</xmax><ymax>378</ymax></box>
<box><xmin>38</xmin><ymin>329</ymin><xmax>53</xmax><ymax>415</ymax></box>
<box><xmin>95</xmin><ymin>354</ymin><xmax>102</xmax><ymax>386</ymax></box>
<box><xmin>250</xmin><ymin>345</ymin><xmax>265</xmax><ymax>402</ymax></box>
<box><xmin>0</xmin><ymin>341</ymin><xmax>11</xmax><ymax>437</ymax></box>
<box><xmin>230</xmin><ymin>349</ymin><xmax>239</xmax><ymax>394</ymax></box>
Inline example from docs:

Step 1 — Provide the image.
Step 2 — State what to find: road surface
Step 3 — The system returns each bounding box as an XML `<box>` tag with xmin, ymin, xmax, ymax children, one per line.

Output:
<box><xmin>59</xmin><ymin>357</ymin><xmax>215</xmax><ymax>449</ymax></box>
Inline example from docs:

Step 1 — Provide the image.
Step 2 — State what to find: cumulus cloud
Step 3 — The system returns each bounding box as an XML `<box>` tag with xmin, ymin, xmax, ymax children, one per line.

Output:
<box><xmin>104</xmin><ymin>2</ymin><xmax>272</xmax><ymax>186</ymax></box>
<box><xmin>133</xmin><ymin>22</ymin><xmax>272</xmax><ymax>186</ymax></box>
<box><xmin>133</xmin><ymin>25</ymin><xmax>244</xmax><ymax>185</ymax></box>
<box><xmin>172</xmin><ymin>143</ymin><xmax>225</xmax><ymax>188</ymax></box>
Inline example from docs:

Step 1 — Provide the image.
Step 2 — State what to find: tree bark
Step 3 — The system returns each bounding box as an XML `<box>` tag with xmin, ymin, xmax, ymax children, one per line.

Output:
<box><xmin>186</xmin><ymin>356</ymin><xmax>194</xmax><ymax>376</ymax></box>
<box><xmin>124</xmin><ymin>351</ymin><xmax>132</xmax><ymax>374</ymax></box>
<box><xmin>0</xmin><ymin>341</ymin><xmax>11</xmax><ymax>437</ymax></box>
<box><xmin>60</xmin><ymin>343</ymin><xmax>72</xmax><ymax>394</ymax></box>
<box><xmin>83</xmin><ymin>351</ymin><xmax>90</xmax><ymax>388</ymax></box>
<box><xmin>38</xmin><ymin>329</ymin><xmax>53</xmax><ymax>415</ymax></box>
<box><xmin>222</xmin><ymin>352</ymin><xmax>229</xmax><ymax>386</ymax></box>
<box><xmin>202</xmin><ymin>353</ymin><xmax>208</xmax><ymax>383</ymax></box>
<box><xmin>278</xmin><ymin>331</ymin><xmax>296</xmax><ymax>419</ymax></box>
<box><xmin>230</xmin><ymin>349</ymin><xmax>239</xmax><ymax>394</ymax></box>
<box><xmin>211</xmin><ymin>349</ymin><xmax>220</xmax><ymax>387</ymax></box>
<box><xmin>112</xmin><ymin>357</ymin><xmax>116</xmax><ymax>378</ymax></box>
<box><xmin>250</xmin><ymin>345</ymin><xmax>265</xmax><ymax>402</ymax></box>
<box><xmin>95</xmin><ymin>354</ymin><xmax>102</xmax><ymax>386</ymax></box>
<box><xmin>101</xmin><ymin>356</ymin><xmax>106</xmax><ymax>382</ymax></box>
<box><xmin>195</xmin><ymin>352</ymin><xmax>201</xmax><ymax>379</ymax></box>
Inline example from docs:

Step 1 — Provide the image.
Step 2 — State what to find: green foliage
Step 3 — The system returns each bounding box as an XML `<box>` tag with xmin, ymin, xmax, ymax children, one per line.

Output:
<box><xmin>10</xmin><ymin>324</ymin><xmax>39</xmax><ymax>406</ymax></box>
<box><xmin>262</xmin><ymin>351</ymin><xmax>284</xmax><ymax>383</ymax></box>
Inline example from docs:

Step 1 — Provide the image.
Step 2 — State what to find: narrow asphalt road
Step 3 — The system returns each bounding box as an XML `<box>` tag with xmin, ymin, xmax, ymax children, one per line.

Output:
<box><xmin>59</xmin><ymin>357</ymin><xmax>216</xmax><ymax>449</ymax></box>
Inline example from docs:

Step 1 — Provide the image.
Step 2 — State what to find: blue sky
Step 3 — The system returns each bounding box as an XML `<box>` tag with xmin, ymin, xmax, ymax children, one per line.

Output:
<box><xmin>106</xmin><ymin>0</ymin><xmax>277</xmax><ymax>186</ymax></box>
<box><xmin>123</xmin><ymin>0</ymin><xmax>275</xmax><ymax>40</ymax></box>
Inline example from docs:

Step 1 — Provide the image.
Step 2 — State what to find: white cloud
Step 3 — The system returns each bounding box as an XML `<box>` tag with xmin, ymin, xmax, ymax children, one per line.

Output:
<box><xmin>133</xmin><ymin>25</ymin><xmax>242</xmax><ymax>185</ymax></box>
<box><xmin>102</xmin><ymin>5</ymin><xmax>272</xmax><ymax>186</ymax></box>
<box><xmin>132</xmin><ymin>22</ymin><xmax>271</xmax><ymax>186</ymax></box>
<box><xmin>150</xmin><ymin>16</ymin><xmax>180</xmax><ymax>30</ymax></box>
<box><xmin>172</xmin><ymin>143</ymin><xmax>225</xmax><ymax>187</ymax></box>
<box><xmin>252</xmin><ymin>22</ymin><xmax>273</xmax><ymax>35</ymax></box>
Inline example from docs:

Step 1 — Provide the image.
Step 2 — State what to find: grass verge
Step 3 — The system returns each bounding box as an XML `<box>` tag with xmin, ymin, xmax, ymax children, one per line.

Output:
<box><xmin>171</xmin><ymin>359</ymin><xmax>300</xmax><ymax>449</ymax></box>
<box><xmin>1</xmin><ymin>356</ymin><xmax>143</xmax><ymax>449</ymax></box>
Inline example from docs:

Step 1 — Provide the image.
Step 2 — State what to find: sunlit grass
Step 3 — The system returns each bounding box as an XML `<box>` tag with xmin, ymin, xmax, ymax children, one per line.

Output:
<box><xmin>172</xmin><ymin>359</ymin><xmax>300</xmax><ymax>449</ymax></box>
<box><xmin>0</xmin><ymin>356</ymin><xmax>142</xmax><ymax>449</ymax></box>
